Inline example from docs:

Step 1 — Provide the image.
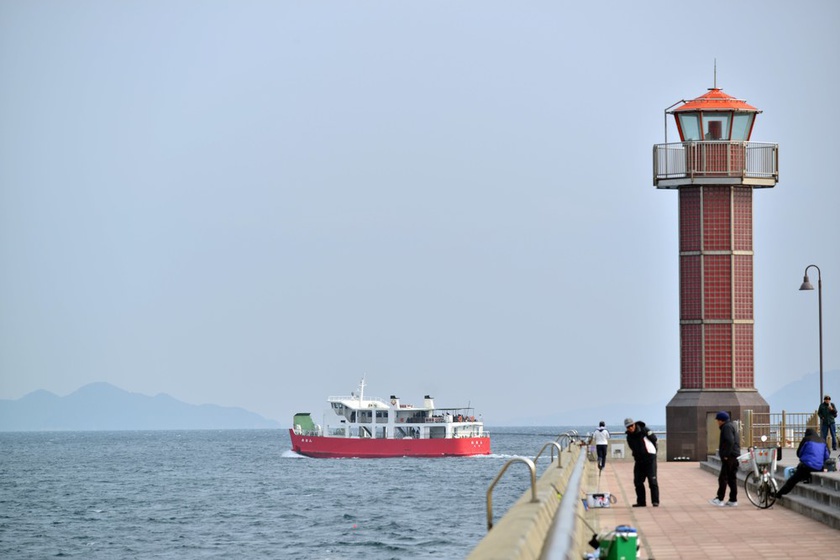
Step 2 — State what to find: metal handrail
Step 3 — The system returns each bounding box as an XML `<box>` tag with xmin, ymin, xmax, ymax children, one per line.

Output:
<box><xmin>555</xmin><ymin>430</ymin><xmax>580</xmax><ymax>450</ymax></box>
<box><xmin>540</xmin><ymin>449</ymin><xmax>588</xmax><ymax>560</ymax></box>
<box><xmin>653</xmin><ymin>140</ymin><xmax>779</xmax><ymax>187</ymax></box>
<box><xmin>742</xmin><ymin>410</ymin><xmax>820</xmax><ymax>448</ymax></box>
<box><xmin>484</xmin><ymin>457</ymin><xmax>538</xmax><ymax>530</ymax></box>
<box><xmin>534</xmin><ymin>441</ymin><xmax>564</xmax><ymax>468</ymax></box>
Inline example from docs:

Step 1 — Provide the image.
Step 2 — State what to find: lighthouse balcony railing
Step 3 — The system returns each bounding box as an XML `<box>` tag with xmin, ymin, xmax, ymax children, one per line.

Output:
<box><xmin>653</xmin><ymin>141</ymin><xmax>779</xmax><ymax>188</ymax></box>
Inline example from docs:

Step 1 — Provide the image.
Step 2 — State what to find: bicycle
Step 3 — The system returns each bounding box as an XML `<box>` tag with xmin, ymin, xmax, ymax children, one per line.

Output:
<box><xmin>742</xmin><ymin>436</ymin><xmax>779</xmax><ymax>508</ymax></box>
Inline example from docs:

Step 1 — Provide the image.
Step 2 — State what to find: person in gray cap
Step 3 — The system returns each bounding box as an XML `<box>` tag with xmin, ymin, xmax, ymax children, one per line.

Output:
<box><xmin>624</xmin><ymin>417</ymin><xmax>659</xmax><ymax>507</ymax></box>
<box><xmin>710</xmin><ymin>411</ymin><xmax>740</xmax><ymax>506</ymax></box>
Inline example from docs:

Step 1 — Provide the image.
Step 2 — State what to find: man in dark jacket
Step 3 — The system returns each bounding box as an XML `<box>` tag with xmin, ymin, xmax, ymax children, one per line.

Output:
<box><xmin>776</xmin><ymin>428</ymin><xmax>829</xmax><ymax>498</ymax></box>
<box><xmin>710</xmin><ymin>411</ymin><xmax>741</xmax><ymax>506</ymax></box>
<box><xmin>817</xmin><ymin>395</ymin><xmax>837</xmax><ymax>451</ymax></box>
<box><xmin>624</xmin><ymin>417</ymin><xmax>659</xmax><ymax>507</ymax></box>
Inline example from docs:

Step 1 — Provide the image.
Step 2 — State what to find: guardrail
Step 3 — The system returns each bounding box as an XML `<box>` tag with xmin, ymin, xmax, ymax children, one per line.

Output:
<box><xmin>484</xmin><ymin>457</ymin><xmax>538</xmax><ymax>531</ymax></box>
<box><xmin>653</xmin><ymin>141</ymin><xmax>778</xmax><ymax>188</ymax></box>
<box><xmin>468</xmin><ymin>431</ymin><xmax>589</xmax><ymax>560</ymax></box>
<box><xmin>742</xmin><ymin>410</ymin><xmax>820</xmax><ymax>448</ymax></box>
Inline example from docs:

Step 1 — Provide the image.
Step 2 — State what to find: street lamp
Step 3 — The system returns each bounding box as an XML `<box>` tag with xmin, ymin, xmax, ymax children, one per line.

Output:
<box><xmin>799</xmin><ymin>264</ymin><xmax>823</xmax><ymax>403</ymax></box>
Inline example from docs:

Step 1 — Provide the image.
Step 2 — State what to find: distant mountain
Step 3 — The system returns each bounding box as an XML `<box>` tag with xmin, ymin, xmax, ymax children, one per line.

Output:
<box><xmin>0</xmin><ymin>382</ymin><xmax>281</xmax><ymax>431</ymax></box>
<box><xmin>507</xmin><ymin>397</ymin><xmax>668</xmax><ymax>427</ymax></box>
<box><xmin>764</xmin><ymin>369</ymin><xmax>840</xmax><ymax>413</ymax></box>
<box><xmin>508</xmin><ymin>369</ymin><xmax>840</xmax><ymax>427</ymax></box>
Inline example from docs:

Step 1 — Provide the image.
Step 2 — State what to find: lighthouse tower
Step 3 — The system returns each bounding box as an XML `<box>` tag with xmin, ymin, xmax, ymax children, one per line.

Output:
<box><xmin>654</xmin><ymin>86</ymin><xmax>779</xmax><ymax>461</ymax></box>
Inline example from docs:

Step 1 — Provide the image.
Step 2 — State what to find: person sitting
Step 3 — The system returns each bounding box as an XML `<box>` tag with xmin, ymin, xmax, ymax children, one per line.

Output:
<box><xmin>775</xmin><ymin>428</ymin><xmax>829</xmax><ymax>499</ymax></box>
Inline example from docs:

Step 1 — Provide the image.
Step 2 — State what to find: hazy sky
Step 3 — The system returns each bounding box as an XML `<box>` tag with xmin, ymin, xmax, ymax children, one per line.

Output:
<box><xmin>2</xmin><ymin>1</ymin><xmax>838</xmax><ymax>426</ymax></box>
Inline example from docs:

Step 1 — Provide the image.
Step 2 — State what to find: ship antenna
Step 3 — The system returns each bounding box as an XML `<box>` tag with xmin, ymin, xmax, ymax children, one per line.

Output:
<box><xmin>358</xmin><ymin>375</ymin><xmax>366</xmax><ymax>403</ymax></box>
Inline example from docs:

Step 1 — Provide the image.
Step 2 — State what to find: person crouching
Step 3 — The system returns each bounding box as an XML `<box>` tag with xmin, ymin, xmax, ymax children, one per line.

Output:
<box><xmin>775</xmin><ymin>428</ymin><xmax>829</xmax><ymax>499</ymax></box>
<box><xmin>624</xmin><ymin>417</ymin><xmax>659</xmax><ymax>507</ymax></box>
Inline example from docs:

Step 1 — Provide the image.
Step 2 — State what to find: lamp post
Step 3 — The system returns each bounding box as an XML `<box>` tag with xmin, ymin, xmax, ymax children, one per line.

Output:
<box><xmin>799</xmin><ymin>264</ymin><xmax>823</xmax><ymax>403</ymax></box>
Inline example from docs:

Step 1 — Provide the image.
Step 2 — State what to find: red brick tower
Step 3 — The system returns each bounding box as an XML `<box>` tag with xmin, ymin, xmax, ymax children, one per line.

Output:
<box><xmin>654</xmin><ymin>86</ymin><xmax>779</xmax><ymax>461</ymax></box>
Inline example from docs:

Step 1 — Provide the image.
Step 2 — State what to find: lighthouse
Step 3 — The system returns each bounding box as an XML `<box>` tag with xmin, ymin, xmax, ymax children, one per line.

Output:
<box><xmin>654</xmin><ymin>85</ymin><xmax>779</xmax><ymax>461</ymax></box>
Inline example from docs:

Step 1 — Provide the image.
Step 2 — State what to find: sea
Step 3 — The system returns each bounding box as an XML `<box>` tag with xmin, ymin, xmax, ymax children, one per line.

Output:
<box><xmin>0</xmin><ymin>426</ymin><xmax>614</xmax><ymax>560</ymax></box>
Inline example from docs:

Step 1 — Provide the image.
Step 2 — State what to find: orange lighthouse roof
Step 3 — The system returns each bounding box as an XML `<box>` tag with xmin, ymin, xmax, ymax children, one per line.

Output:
<box><xmin>673</xmin><ymin>88</ymin><xmax>760</xmax><ymax>113</ymax></box>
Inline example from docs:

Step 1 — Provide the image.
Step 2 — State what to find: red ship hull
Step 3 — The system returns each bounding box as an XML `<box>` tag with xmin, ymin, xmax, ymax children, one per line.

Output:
<box><xmin>289</xmin><ymin>429</ymin><xmax>491</xmax><ymax>458</ymax></box>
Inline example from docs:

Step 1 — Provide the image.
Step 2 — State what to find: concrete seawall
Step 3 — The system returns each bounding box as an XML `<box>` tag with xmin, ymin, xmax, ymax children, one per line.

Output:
<box><xmin>467</xmin><ymin>437</ymin><xmax>667</xmax><ymax>560</ymax></box>
<box><xmin>467</xmin><ymin>446</ymin><xmax>590</xmax><ymax>560</ymax></box>
<box><xmin>469</xmin><ymin>437</ymin><xmax>840</xmax><ymax>559</ymax></box>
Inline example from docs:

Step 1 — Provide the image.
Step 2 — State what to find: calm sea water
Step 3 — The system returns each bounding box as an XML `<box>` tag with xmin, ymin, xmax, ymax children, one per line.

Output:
<box><xmin>0</xmin><ymin>427</ymin><xmax>601</xmax><ymax>559</ymax></box>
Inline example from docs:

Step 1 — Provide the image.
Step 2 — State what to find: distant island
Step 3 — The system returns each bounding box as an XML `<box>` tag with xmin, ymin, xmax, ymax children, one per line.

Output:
<box><xmin>0</xmin><ymin>382</ymin><xmax>281</xmax><ymax>431</ymax></box>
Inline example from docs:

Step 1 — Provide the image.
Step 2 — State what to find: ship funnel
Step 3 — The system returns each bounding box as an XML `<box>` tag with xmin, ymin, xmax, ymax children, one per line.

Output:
<box><xmin>423</xmin><ymin>395</ymin><xmax>435</xmax><ymax>409</ymax></box>
<box><xmin>390</xmin><ymin>395</ymin><xmax>400</xmax><ymax>407</ymax></box>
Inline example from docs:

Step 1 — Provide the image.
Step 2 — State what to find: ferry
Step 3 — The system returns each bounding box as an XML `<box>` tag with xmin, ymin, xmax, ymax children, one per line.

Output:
<box><xmin>289</xmin><ymin>379</ymin><xmax>491</xmax><ymax>458</ymax></box>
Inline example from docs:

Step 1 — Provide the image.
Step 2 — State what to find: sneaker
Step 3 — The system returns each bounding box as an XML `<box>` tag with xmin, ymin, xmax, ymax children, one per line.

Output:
<box><xmin>725</xmin><ymin>501</ymin><xmax>738</xmax><ymax>507</ymax></box>
<box><xmin>709</xmin><ymin>498</ymin><xmax>724</xmax><ymax>506</ymax></box>
<box><xmin>632</xmin><ymin>503</ymin><xmax>646</xmax><ymax>507</ymax></box>
<box><xmin>652</xmin><ymin>503</ymin><xmax>659</xmax><ymax>507</ymax></box>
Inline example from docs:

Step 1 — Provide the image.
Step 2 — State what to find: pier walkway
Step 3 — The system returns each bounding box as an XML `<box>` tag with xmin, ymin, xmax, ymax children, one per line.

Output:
<box><xmin>591</xmin><ymin>459</ymin><xmax>840</xmax><ymax>559</ymax></box>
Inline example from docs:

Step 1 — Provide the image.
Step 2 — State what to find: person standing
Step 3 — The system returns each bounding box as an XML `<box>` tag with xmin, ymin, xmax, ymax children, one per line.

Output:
<box><xmin>624</xmin><ymin>417</ymin><xmax>659</xmax><ymax>507</ymax></box>
<box><xmin>776</xmin><ymin>428</ymin><xmax>830</xmax><ymax>499</ymax></box>
<box><xmin>709</xmin><ymin>411</ymin><xmax>740</xmax><ymax>507</ymax></box>
<box><xmin>817</xmin><ymin>395</ymin><xmax>837</xmax><ymax>451</ymax></box>
<box><xmin>590</xmin><ymin>421</ymin><xmax>610</xmax><ymax>471</ymax></box>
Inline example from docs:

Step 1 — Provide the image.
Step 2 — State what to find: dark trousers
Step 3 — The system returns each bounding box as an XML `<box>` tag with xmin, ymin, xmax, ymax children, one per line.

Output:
<box><xmin>633</xmin><ymin>459</ymin><xmax>659</xmax><ymax>505</ymax></box>
<box><xmin>820</xmin><ymin>422</ymin><xmax>837</xmax><ymax>450</ymax></box>
<box><xmin>717</xmin><ymin>456</ymin><xmax>739</xmax><ymax>502</ymax></box>
<box><xmin>596</xmin><ymin>444</ymin><xmax>607</xmax><ymax>470</ymax></box>
<box><xmin>777</xmin><ymin>463</ymin><xmax>816</xmax><ymax>496</ymax></box>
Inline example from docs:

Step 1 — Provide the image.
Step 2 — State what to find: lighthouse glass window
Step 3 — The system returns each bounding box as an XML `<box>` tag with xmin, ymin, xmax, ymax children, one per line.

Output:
<box><xmin>678</xmin><ymin>114</ymin><xmax>701</xmax><ymax>141</ymax></box>
<box><xmin>702</xmin><ymin>112</ymin><xmax>731</xmax><ymax>140</ymax></box>
<box><xmin>731</xmin><ymin>113</ymin><xmax>754</xmax><ymax>141</ymax></box>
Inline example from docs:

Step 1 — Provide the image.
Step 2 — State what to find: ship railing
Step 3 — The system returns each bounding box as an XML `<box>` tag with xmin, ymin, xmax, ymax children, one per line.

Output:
<box><xmin>294</xmin><ymin>428</ymin><xmax>323</xmax><ymax>437</ymax></box>
<box><xmin>327</xmin><ymin>395</ymin><xmax>389</xmax><ymax>406</ymax></box>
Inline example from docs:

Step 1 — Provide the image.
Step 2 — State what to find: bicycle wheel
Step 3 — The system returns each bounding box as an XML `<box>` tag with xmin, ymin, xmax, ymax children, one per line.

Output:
<box><xmin>744</xmin><ymin>471</ymin><xmax>777</xmax><ymax>508</ymax></box>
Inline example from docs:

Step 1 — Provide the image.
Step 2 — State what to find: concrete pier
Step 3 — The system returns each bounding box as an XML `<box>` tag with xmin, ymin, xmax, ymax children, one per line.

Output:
<box><xmin>583</xmin><ymin>458</ymin><xmax>840</xmax><ymax>559</ymax></box>
<box><xmin>468</xmin><ymin>447</ymin><xmax>840</xmax><ymax>559</ymax></box>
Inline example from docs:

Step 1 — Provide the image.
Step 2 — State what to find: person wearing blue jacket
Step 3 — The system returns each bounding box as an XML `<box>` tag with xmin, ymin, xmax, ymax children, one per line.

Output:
<box><xmin>775</xmin><ymin>428</ymin><xmax>829</xmax><ymax>499</ymax></box>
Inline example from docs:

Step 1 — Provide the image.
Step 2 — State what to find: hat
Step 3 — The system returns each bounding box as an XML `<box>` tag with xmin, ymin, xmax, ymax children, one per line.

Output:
<box><xmin>624</xmin><ymin>417</ymin><xmax>635</xmax><ymax>428</ymax></box>
<box><xmin>715</xmin><ymin>411</ymin><xmax>730</xmax><ymax>422</ymax></box>
<box><xmin>825</xmin><ymin>395</ymin><xmax>831</xmax><ymax>400</ymax></box>
<box><xmin>599</xmin><ymin>421</ymin><xmax>605</xmax><ymax>427</ymax></box>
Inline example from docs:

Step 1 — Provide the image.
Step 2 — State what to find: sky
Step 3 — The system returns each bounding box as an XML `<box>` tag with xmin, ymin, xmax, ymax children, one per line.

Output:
<box><xmin>1</xmin><ymin>1</ymin><xmax>838</xmax><ymax>427</ymax></box>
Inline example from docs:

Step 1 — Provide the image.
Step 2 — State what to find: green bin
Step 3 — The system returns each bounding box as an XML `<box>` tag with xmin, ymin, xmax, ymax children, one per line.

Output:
<box><xmin>599</xmin><ymin>525</ymin><xmax>637</xmax><ymax>560</ymax></box>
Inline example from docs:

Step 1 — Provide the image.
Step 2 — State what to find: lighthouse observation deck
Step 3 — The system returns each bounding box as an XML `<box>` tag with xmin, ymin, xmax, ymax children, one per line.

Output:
<box><xmin>653</xmin><ymin>140</ymin><xmax>778</xmax><ymax>189</ymax></box>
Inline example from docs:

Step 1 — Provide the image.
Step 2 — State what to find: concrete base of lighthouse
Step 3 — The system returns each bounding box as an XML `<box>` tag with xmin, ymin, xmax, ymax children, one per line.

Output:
<box><xmin>665</xmin><ymin>390</ymin><xmax>769</xmax><ymax>462</ymax></box>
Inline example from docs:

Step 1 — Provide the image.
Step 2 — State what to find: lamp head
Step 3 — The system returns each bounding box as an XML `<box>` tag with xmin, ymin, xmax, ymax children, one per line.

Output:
<box><xmin>800</xmin><ymin>275</ymin><xmax>814</xmax><ymax>291</ymax></box>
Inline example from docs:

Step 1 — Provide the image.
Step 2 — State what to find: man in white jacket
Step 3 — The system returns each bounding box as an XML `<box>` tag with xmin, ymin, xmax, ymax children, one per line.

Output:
<box><xmin>590</xmin><ymin>421</ymin><xmax>610</xmax><ymax>470</ymax></box>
